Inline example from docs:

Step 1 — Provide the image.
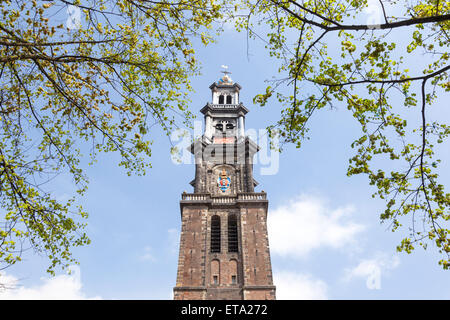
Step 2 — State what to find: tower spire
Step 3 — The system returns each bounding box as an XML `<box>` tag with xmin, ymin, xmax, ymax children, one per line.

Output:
<box><xmin>173</xmin><ymin>75</ymin><xmax>276</xmax><ymax>300</ymax></box>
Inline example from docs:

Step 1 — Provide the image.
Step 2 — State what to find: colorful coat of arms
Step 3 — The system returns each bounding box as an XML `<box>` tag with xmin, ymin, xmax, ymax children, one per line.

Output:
<box><xmin>217</xmin><ymin>169</ymin><xmax>231</xmax><ymax>193</ymax></box>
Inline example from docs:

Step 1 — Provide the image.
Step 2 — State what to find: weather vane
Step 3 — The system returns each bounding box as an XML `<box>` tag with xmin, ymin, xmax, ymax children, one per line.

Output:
<box><xmin>221</xmin><ymin>65</ymin><xmax>232</xmax><ymax>76</ymax></box>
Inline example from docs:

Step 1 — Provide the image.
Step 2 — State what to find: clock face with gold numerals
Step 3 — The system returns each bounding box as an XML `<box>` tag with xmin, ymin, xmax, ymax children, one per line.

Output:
<box><xmin>217</xmin><ymin>169</ymin><xmax>231</xmax><ymax>193</ymax></box>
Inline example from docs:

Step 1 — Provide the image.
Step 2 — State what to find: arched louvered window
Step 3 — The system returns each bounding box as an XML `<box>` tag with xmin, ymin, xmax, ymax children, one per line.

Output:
<box><xmin>218</xmin><ymin>95</ymin><xmax>224</xmax><ymax>104</ymax></box>
<box><xmin>211</xmin><ymin>215</ymin><xmax>221</xmax><ymax>253</ymax></box>
<box><xmin>226</xmin><ymin>95</ymin><xmax>232</xmax><ymax>104</ymax></box>
<box><xmin>228</xmin><ymin>214</ymin><xmax>238</xmax><ymax>253</ymax></box>
<box><xmin>215</xmin><ymin>123</ymin><xmax>223</xmax><ymax>135</ymax></box>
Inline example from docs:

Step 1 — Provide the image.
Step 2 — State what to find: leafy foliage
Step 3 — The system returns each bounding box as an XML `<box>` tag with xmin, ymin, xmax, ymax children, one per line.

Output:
<box><xmin>235</xmin><ymin>0</ymin><xmax>450</xmax><ymax>268</ymax></box>
<box><xmin>0</xmin><ymin>0</ymin><xmax>222</xmax><ymax>274</ymax></box>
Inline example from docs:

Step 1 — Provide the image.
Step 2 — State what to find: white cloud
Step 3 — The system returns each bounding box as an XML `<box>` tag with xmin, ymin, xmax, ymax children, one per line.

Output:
<box><xmin>268</xmin><ymin>194</ymin><xmax>365</xmax><ymax>258</ymax></box>
<box><xmin>139</xmin><ymin>246</ymin><xmax>156</xmax><ymax>262</ymax></box>
<box><xmin>274</xmin><ymin>271</ymin><xmax>328</xmax><ymax>300</ymax></box>
<box><xmin>0</xmin><ymin>266</ymin><xmax>101</xmax><ymax>300</ymax></box>
<box><xmin>343</xmin><ymin>253</ymin><xmax>400</xmax><ymax>290</ymax></box>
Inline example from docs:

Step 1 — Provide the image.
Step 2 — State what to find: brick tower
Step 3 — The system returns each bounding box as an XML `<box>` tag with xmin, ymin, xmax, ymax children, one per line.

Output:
<box><xmin>173</xmin><ymin>71</ymin><xmax>276</xmax><ymax>300</ymax></box>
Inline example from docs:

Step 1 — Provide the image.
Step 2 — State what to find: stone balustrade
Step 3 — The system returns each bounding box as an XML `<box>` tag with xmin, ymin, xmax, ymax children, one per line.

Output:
<box><xmin>181</xmin><ymin>193</ymin><xmax>209</xmax><ymax>201</ymax></box>
<box><xmin>206</xmin><ymin>103</ymin><xmax>243</xmax><ymax>110</ymax></box>
<box><xmin>181</xmin><ymin>192</ymin><xmax>266</xmax><ymax>205</ymax></box>
<box><xmin>238</xmin><ymin>193</ymin><xmax>266</xmax><ymax>200</ymax></box>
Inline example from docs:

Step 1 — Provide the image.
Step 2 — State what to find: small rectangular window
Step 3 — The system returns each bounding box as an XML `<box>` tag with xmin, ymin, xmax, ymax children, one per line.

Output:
<box><xmin>213</xmin><ymin>275</ymin><xmax>218</xmax><ymax>285</ymax></box>
<box><xmin>231</xmin><ymin>275</ymin><xmax>237</xmax><ymax>284</ymax></box>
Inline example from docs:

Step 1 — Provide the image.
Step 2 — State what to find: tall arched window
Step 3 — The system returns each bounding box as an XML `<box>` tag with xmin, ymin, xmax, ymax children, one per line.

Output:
<box><xmin>211</xmin><ymin>215</ymin><xmax>221</xmax><ymax>253</ymax></box>
<box><xmin>228</xmin><ymin>214</ymin><xmax>238</xmax><ymax>252</ymax></box>
<box><xmin>218</xmin><ymin>95</ymin><xmax>224</xmax><ymax>104</ymax></box>
<box><xmin>226</xmin><ymin>95</ymin><xmax>232</xmax><ymax>104</ymax></box>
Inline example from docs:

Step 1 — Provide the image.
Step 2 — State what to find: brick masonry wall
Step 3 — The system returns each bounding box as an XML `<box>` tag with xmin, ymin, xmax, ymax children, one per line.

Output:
<box><xmin>240</xmin><ymin>204</ymin><xmax>276</xmax><ymax>300</ymax></box>
<box><xmin>174</xmin><ymin>289</ymin><xmax>206</xmax><ymax>300</ymax></box>
<box><xmin>204</xmin><ymin>208</ymin><xmax>244</xmax><ymax>299</ymax></box>
<box><xmin>174</xmin><ymin>202</ymin><xmax>275</xmax><ymax>300</ymax></box>
<box><xmin>243</xmin><ymin>289</ymin><xmax>276</xmax><ymax>300</ymax></box>
<box><xmin>175</xmin><ymin>154</ymin><xmax>275</xmax><ymax>300</ymax></box>
<box><xmin>174</xmin><ymin>206</ymin><xmax>208</xmax><ymax>300</ymax></box>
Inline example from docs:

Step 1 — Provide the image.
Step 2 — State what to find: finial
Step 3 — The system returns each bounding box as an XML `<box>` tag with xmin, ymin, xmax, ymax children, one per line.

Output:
<box><xmin>221</xmin><ymin>65</ymin><xmax>231</xmax><ymax>75</ymax></box>
<box><xmin>218</xmin><ymin>65</ymin><xmax>233</xmax><ymax>84</ymax></box>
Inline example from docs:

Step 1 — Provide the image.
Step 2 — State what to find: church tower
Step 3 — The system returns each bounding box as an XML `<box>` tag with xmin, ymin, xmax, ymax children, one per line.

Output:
<box><xmin>173</xmin><ymin>71</ymin><xmax>276</xmax><ymax>300</ymax></box>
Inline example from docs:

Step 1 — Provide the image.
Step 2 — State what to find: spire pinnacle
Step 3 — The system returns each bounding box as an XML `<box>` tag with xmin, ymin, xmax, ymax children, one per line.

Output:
<box><xmin>218</xmin><ymin>65</ymin><xmax>233</xmax><ymax>84</ymax></box>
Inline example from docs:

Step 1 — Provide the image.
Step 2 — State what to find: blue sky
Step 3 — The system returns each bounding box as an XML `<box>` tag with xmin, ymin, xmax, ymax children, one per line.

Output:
<box><xmin>1</xmin><ymin>12</ymin><xmax>450</xmax><ymax>300</ymax></box>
